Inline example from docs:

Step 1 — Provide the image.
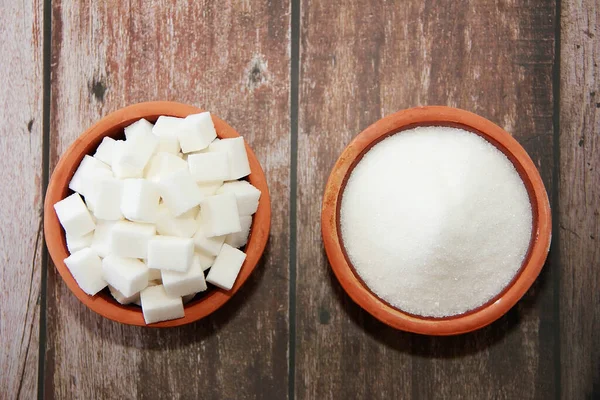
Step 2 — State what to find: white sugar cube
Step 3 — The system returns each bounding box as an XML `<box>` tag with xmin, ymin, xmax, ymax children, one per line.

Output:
<box><xmin>161</xmin><ymin>254</ymin><xmax>207</xmax><ymax>297</ymax></box>
<box><xmin>121</xmin><ymin>179</ymin><xmax>160</xmax><ymax>223</ymax></box>
<box><xmin>91</xmin><ymin>176</ymin><xmax>123</xmax><ymax>221</ymax></box>
<box><xmin>66</xmin><ymin>231</ymin><xmax>93</xmax><ymax>254</ymax></box>
<box><xmin>108</xmin><ymin>285</ymin><xmax>140</xmax><ymax>305</ymax></box>
<box><xmin>153</xmin><ymin>116</ymin><xmax>182</xmax><ymax>136</ymax></box>
<box><xmin>197</xmin><ymin>181</ymin><xmax>223</xmax><ymax>196</ymax></box>
<box><xmin>206</xmin><ymin>244</ymin><xmax>247</xmax><ymax>290</ymax></box>
<box><xmin>200</xmin><ymin>193</ymin><xmax>241</xmax><ymax>237</ymax></box>
<box><xmin>158</xmin><ymin>169</ymin><xmax>204</xmax><ymax>216</ymax></box>
<box><xmin>54</xmin><ymin>193</ymin><xmax>96</xmax><ymax>237</ymax></box>
<box><xmin>113</xmin><ymin>130</ymin><xmax>158</xmax><ymax>178</ymax></box>
<box><xmin>188</xmin><ymin>152</ymin><xmax>230</xmax><ymax>183</ymax></box>
<box><xmin>140</xmin><ymin>284</ymin><xmax>184</xmax><ymax>324</ymax></box>
<box><xmin>147</xmin><ymin>236</ymin><xmax>194</xmax><ymax>272</ymax></box>
<box><xmin>217</xmin><ymin>180</ymin><xmax>261</xmax><ymax>216</ymax></box>
<box><xmin>177</xmin><ymin>112</ymin><xmax>217</xmax><ymax>153</ymax></box>
<box><xmin>144</xmin><ymin>152</ymin><xmax>188</xmax><ymax>183</ymax></box>
<box><xmin>155</xmin><ymin>135</ymin><xmax>179</xmax><ymax>154</ymax></box>
<box><xmin>64</xmin><ymin>247</ymin><xmax>107</xmax><ymax>295</ymax></box>
<box><xmin>208</xmin><ymin>137</ymin><xmax>250</xmax><ymax>180</ymax></box>
<box><xmin>69</xmin><ymin>155</ymin><xmax>111</xmax><ymax>196</ymax></box>
<box><xmin>91</xmin><ymin>220</ymin><xmax>116</xmax><ymax>258</ymax></box>
<box><xmin>102</xmin><ymin>255</ymin><xmax>149</xmax><ymax>297</ymax></box>
<box><xmin>82</xmin><ymin>168</ymin><xmax>114</xmax><ymax>212</ymax></box>
<box><xmin>93</xmin><ymin>136</ymin><xmax>117</xmax><ymax>166</ymax></box>
<box><xmin>110</xmin><ymin>221</ymin><xmax>156</xmax><ymax>259</ymax></box>
<box><xmin>193</xmin><ymin>222</ymin><xmax>226</xmax><ymax>256</ymax></box>
<box><xmin>124</xmin><ymin>118</ymin><xmax>153</xmax><ymax>140</ymax></box>
<box><xmin>152</xmin><ymin>116</ymin><xmax>182</xmax><ymax>154</ymax></box>
<box><xmin>196</xmin><ymin>250</ymin><xmax>216</xmax><ymax>271</ymax></box>
<box><xmin>225</xmin><ymin>216</ymin><xmax>253</xmax><ymax>248</ymax></box>
<box><xmin>155</xmin><ymin>203</ymin><xmax>197</xmax><ymax>238</ymax></box>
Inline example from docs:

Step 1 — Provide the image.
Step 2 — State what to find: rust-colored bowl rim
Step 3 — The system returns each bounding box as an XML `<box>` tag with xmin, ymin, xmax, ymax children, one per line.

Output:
<box><xmin>44</xmin><ymin>101</ymin><xmax>271</xmax><ymax>327</ymax></box>
<box><xmin>321</xmin><ymin>106</ymin><xmax>551</xmax><ymax>335</ymax></box>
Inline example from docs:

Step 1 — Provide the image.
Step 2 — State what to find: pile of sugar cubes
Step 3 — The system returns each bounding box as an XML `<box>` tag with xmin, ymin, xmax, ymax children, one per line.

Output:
<box><xmin>53</xmin><ymin>112</ymin><xmax>261</xmax><ymax>324</ymax></box>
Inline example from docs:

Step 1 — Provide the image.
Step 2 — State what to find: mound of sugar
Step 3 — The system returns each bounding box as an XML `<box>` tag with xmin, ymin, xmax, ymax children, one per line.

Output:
<box><xmin>340</xmin><ymin>126</ymin><xmax>533</xmax><ymax>317</ymax></box>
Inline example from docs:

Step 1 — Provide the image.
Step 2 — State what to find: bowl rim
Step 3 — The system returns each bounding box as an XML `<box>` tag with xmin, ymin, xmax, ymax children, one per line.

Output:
<box><xmin>321</xmin><ymin>105</ymin><xmax>551</xmax><ymax>335</ymax></box>
<box><xmin>44</xmin><ymin>101</ymin><xmax>271</xmax><ymax>327</ymax></box>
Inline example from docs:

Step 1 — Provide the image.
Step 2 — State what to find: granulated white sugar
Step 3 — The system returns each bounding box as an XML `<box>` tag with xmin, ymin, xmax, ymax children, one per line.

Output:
<box><xmin>340</xmin><ymin>126</ymin><xmax>532</xmax><ymax>317</ymax></box>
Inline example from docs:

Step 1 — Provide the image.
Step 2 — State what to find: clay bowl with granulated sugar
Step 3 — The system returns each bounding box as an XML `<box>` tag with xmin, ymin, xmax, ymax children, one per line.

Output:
<box><xmin>321</xmin><ymin>106</ymin><xmax>551</xmax><ymax>335</ymax></box>
<box><xmin>44</xmin><ymin>101</ymin><xmax>271</xmax><ymax>327</ymax></box>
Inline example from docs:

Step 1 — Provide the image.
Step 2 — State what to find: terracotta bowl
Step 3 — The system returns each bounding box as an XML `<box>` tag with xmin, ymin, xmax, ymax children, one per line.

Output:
<box><xmin>322</xmin><ymin>106</ymin><xmax>551</xmax><ymax>335</ymax></box>
<box><xmin>44</xmin><ymin>101</ymin><xmax>271</xmax><ymax>327</ymax></box>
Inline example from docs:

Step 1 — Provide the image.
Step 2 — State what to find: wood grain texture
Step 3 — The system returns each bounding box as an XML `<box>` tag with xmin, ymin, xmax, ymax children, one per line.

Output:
<box><xmin>46</xmin><ymin>1</ymin><xmax>290</xmax><ymax>399</ymax></box>
<box><xmin>296</xmin><ymin>0</ymin><xmax>556</xmax><ymax>399</ymax></box>
<box><xmin>0</xmin><ymin>0</ymin><xmax>44</xmax><ymax>398</ymax></box>
<box><xmin>559</xmin><ymin>0</ymin><xmax>600</xmax><ymax>398</ymax></box>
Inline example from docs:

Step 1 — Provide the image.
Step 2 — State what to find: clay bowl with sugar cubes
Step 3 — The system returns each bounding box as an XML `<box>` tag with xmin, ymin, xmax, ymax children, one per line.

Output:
<box><xmin>322</xmin><ymin>106</ymin><xmax>551</xmax><ymax>336</ymax></box>
<box><xmin>44</xmin><ymin>101</ymin><xmax>271</xmax><ymax>327</ymax></box>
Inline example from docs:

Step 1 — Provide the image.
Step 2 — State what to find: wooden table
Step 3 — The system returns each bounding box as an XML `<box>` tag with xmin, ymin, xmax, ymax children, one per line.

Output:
<box><xmin>2</xmin><ymin>0</ymin><xmax>598</xmax><ymax>399</ymax></box>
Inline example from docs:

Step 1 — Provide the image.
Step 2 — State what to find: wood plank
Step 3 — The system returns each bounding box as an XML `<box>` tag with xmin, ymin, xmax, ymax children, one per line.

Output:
<box><xmin>0</xmin><ymin>0</ymin><xmax>44</xmax><ymax>398</ymax></box>
<box><xmin>559</xmin><ymin>1</ymin><xmax>600</xmax><ymax>398</ymax></box>
<box><xmin>296</xmin><ymin>0</ymin><xmax>557</xmax><ymax>398</ymax></box>
<box><xmin>46</xmin><ymin>1</ymin><xmax>290</xmax><ymax>398</ymax></box>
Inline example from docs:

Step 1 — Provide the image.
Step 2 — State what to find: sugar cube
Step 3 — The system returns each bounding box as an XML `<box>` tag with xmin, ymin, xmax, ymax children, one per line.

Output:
<box><xmin>108</xmin><ymin>285</ymin><xmax>140</xmax><ymax>305</ymax></box>
<box><xmin>188</xmin><ymin>152</ymin><xmax>230</xmax><ymax>183</ymax></box>
<box><xmin>152</xmin><ymin>116</ymin><xmax>182</xmax><ymax>136</ymax></box>
<box><xmin>93</xmin><ymin>136</ymin><xmax>117</xmax><ymax>166</ymax></box>
<box><xmin>140</xmin><ymin>284</ymin><xmax>184</xmax><ymax>324</ymax></box>
<box><xmin>69</xmin><ymin>155</ymin><xmax>111</xmax><ymax>197</ymax></box>
<box><xmin>144</xmin><ymin>152</ymin><xmax>188</xmax><ymax>183</ymax></box>
<box><xmin>206</xmin><ymin>244</ymin><xmax>247</xmax><ymax>290</ymax></box>
<box><xmin>54</xmin><ymin>193</ymin><xmax>96</xmax><ymax>237</ymax></box>
<box><xmin>155</xmin><ymin>203</ymin><xmax>198</xmax><ymax>238</ymax></box>
<box><xmin>91</xmin><ymin>220</ymin><xmax>116</xmax><ymax>258</ymax></box>
<box><xmin>200</xmin><ymin>193</ymin><xmax>241</xmax><ymax>237</ymax></box>
<box><xmin>110</xmin><ymin>221</ymin><xmax>156</xmax><ymax>259</ymax></box>
<box><xmin>120</xmin><ymin>179</ymin><xmax>160</xmax><ymax>223</ymax></box>
<box><xmin>208</xmin><ymin>137</ymin><xmax>250</xmax><ymax>180</ymax></box>
<box><xmin>197</xmin><ymin>181</ymin><xmax>224</xmax><ymax>196</ymax></box>
<box><xmin>193</xmin><ymin>223</ymin><xmax>226</xmax><ymax>256</ymax></box>
<box><xmin>196</xmin><ymin>250</ymin><xmax>216</xmax><ymax>271</ymax></box>
<box><xmin>152</xmin><ymin>116</ymin><xmax>182</xmax><ymax>154</ymax></box>
<box><xmin>91</xmin><ymin>176</ymin><xmax>123</xmax><ymax>221</ymax></box>
<box><xmin>147</xmin><ymin>236</ymin><xmax>194</xmax><ymax>272</ymax></box>
<box><xmin>177</xmin><ymin>112</ymin><xmax>217</xmax><ymax>153</ymax></box>
<box><xmin>217</xmin><ymin>180</ymin><xmax>261</xmax><ymax>216</ymax></box>
<box><xmin>225</xmin><ymin>216</ymin><xmax>253</xmax><ymax>248</ymax></box>
<box><xmin>102</xmin><ymin>255</ymin><xmax>149</xmax><ymax>297</ymax></box>
<box><xmin>64</xmin><ymin>247</ymin><xmax>107</xmax><ymax>295</ymax></box>
<box><xmin>82</xmin><ymin>168</ymin><xmax>114</xmax><ymax>212</ymax></box>
<box><xmin>155</xmin><ymin>135</ymin><xmax>179</xmax><ymax>154</ymax></box>
<box><xmin>66</xmin><ymin>231</ymin><xmax>93</xmax><ymax>254</ymax></box>
<box><xmin>161</xmin><ymin>253</ymin><xmax>207</xmax><ymax>297</ymax></box>
<box><xmin>124</xmin><ymin>118</ymin><xmax>154</xmax><ymax>140</ymax></box>
<box><xmin>158</xmin><ymin>169</ymin><xmax>204</xmax><ymax>216</ymax></box>
<box><xmin>113</xmin><ymin>129</ymin><xmax>158</xmax><ymax>178</ymax></box>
